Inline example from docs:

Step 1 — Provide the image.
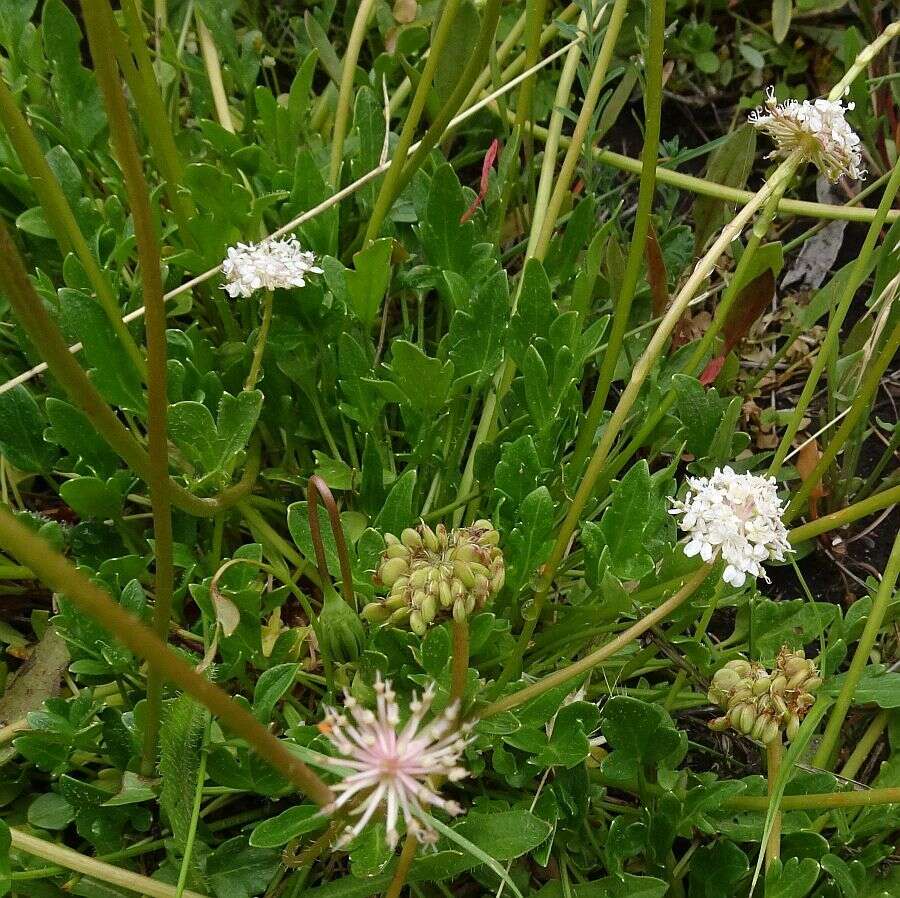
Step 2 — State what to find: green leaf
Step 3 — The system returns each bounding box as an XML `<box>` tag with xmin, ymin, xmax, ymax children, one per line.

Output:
<box><xmin>15</xmin><ymin>206</ymin><xmax>53</xmax><ymax>238</ymax></box>
<box><xmin>600</xmin><ymin>696</ymin><xmax>682</xmax><ymax>766</ymax></box>
<box><xmin>507</xmin><ymin>260</ymin><xmax>553</xmax><ymax>367</ymax></box>
<box><xmin>693</xmin><ymin>125</ymin><xmax>756</xmax><ymax>253</ymax></box>
<box><xmin>534</xmin><ymin>874</ymin><xmax>668</xmax><ymax>898</ymax></box>
<box><xmin>689</xmin><ymin>840</ymin><xmax>749</xmax><ymax>898</ymax></box>
<box><xmin>216</xmin><ymin>390</ymin><xmax>262</xmax><ymax>466</ymax></box>
<box><xmin>345</xmin><ymin>238</ymin><xmax>393</xmax><ymax>329</ymax></box>
<box><xmin>447</xmin><ymin>269</ymin><xmax>508</xmax><ymax>390</ymax></box>
<box><xmin>0</xmin><ymin>386</ymin><xmax>56</xmax><ymax>473</ymax></box>
<box><xmin>249</xmin><ymin>804</ymin><xmax>324</xmax><ymax>848</ymax></box>
<box><xmin>765</xmin><ymin>857</ymin><xmax>820</xmax><ymax>898</ymax></box>
<box><xmin>419</xmin><ymin>164</ymin><xmax>482</xmax><ymax>278</ymax></box>
<box><xmin>206</xmin><ymin>836</ymin><xmax>279</xmax><ymax>898</ymax></box>
<box><xmin>253</xmin><ymin>663</ymin><xmax>299</xmax><ymax>722</ymax></box>
<box><xmin>505</xmin><ymin>486</ymin><xmax>554</xmax><ymax>594</ymax></box>
<box><xmin>825</xmin><ymin>667</ymin><xmax>900</xmax><ymax>708</ymax></box>
<box><xmin>45</xmin><ymin>398</ymin><xmax>119</xmax><ymax>477</ymax></box>
<box><xmin>597</xmin><ymin>461</ymin><xmax>659</xmax><ymax>580</ymax></box>
<box><xmin>289</xmin><ymin>50</ymin><xmax>319</xmax><ymax>134</ymax></box>
<box><xmin>432</xmin><ymin>0</ymin><xmax>480</xmax><ymax>106</ymax></box>
<box><xmin>160</xmin><ymin>694</ymin><xmax>210</xmax><ymax>854</ymax></box>
<box><xmin>58</xmin><ymin>289</ymin><xmax>144</xmax><ymax>413</ymax></box>
<box><xmin>168</xmin><ymin>401</ymin><xmax>220</xmax><ymax>473</ymax></box>
<box><xmin>385</xmin><ymin>341</ymin><xmax>453</xmax><ymax>415</ymax></box>
<box><xmin>42</xmin><ymin>0</ymin><xmax>106</xmax><ymax>147</ymax></box>
<box><xmin>772</xmin><ymin>0</ymin><xmax>792</xmax><ymax>43</ymax></box>
<box><xmin>59</xmin><ymin>477</ymin><xmax>123</xmax><ymax>520</ymax></box>
<box><xmin>750</xmin><ymin>599</ymin><xmax>839</xmax><ymax>657</ymax></box>
<box><xmin>28</xmin><ymin>792</ymin><xmax>75</xmax><ymax>830</ymax></box>
<box><xmin>673</xmin><ymin>375</ymin><xmax>731</xmax><ymax>458</ymax></box>
<box><xmin>494</xmin><ymin>434</ymin><xmax>543</xmax><ymax>515</ymax></box>
<box><xmin>374</xmin><ymin>469</ymin><xmax>417</xmax><ymax>534</ymax></box>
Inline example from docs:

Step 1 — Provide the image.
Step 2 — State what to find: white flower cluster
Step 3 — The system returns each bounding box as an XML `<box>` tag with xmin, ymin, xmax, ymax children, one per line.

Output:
<box><xmin>221</xmin><ymin>235</ymin><xmax>322</xmax><ymax>298</ymax></box>
<box><xmin>749</xmin><ymin>86</ymin><xmax>865</xmax><ymax>182</ymax></box>
<box><xmin>318</xmin><ymin>677</ymin><xmax>471</xmax><ymax>850</ymax></box>
<box><xmin>669</xmin><ymin>466</ymin><xmax>792</xmax><ymax>588</ymax></box>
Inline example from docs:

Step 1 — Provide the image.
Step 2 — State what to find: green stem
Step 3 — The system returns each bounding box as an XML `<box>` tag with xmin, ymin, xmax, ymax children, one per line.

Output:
<box><xmin>765</xmin><ymin>737</ymin><xmax>783</xmax><ymax>870</ymax></box>
<box><xmin>812</xmin><ymin>528</ymin><xmax>900</xmax><ymax>770</ymax></box>
<box><xmin>829</xmin><ymin>22</ymin><xmax>900</xmax><ymax>98</ymax></box>
<box><xmin>516</xmin><ymin>117</ymin><xmax>899</xmax><ymax>223</ymax></box>
<box><xmin>513</xmin><ymin>0</ymin><xmax>548</xmax><ymax>165</ymax></box>
<box><xmin>839</xmin><ymin>710</ymin><xmax>889</xmax><ymax>782</ymax></box>
<box><xmin>787</xmin><ymin>484</ymin><xmax>900</xmax><ymax>544</ymax></box>
<box><xmin>723</xmin><ymin>786</ymin><xmax>900</xmax><ymax>812</ymax></box>
<box><xmin>384</xmin><ymin>833</ymin><xmax>418</xmax><ymax>898</ymax></box>
<box><xmin>482</xmin><ymin>563</ymin><xmax>712</xmax><ymax>717</ymax></box>
<box><xmin>391</xmin><ymin>0</ymin><xmax>503</xmax><ymax>201</ymax></box>
<box><xmin>0</xmin><ymin>220</ymin><xmax>259</xmax><ymax>519</ymax></box>
<box><xmin>450</xmin><ymin>616</ymin><xmax>470</xmax><ymax>707</ymax></box>
<box><xmin>8</xmin><ymin>828</ymin><xmax>208</xmax><ymax>898</ymax></box>
<box><xmin>330</xmin><ymin>0</ymin><xmax>377</xmax><ymax>185</ymax></box>
<box><xmin>0</xmin><ymin>76</ymin><xmax>146</xmax><ymax>376</ymax></box>
<box><xmin>363</xmin><ymin>0</ymin><xmax>464</xmax><ymax>245</ymax></box>
<box><xmin>0</xmin><ymin>507</ymin><xmax>334</xmax><ymax>804</ymax></box>
<box><xmin>82</xmin><ymin>0</ymin><xmax>176</xmax><ymax>777</ymax></box>
<box><xmin>532</xmin><ymin>0</ymin><xmax>627</xmax><ymax>260</ymax></box>
<box><xmin>175</xmin><ymin>716</ymin><xmax>210</xmax><ymax>898</ymax></box>
<box><xmin>770</xmin><ymin>151</ymin><xmax>900</xmax><ymax>476</ymax></box>
<box><xmin>569</xmin><ymin>0</ymin><xmax>665</xmax><ymax>476</ymax></box>
<box><xmin>786</xmin><ymin>317</ymin><xmax>900</xmax><ymax>521</ymax></box>
<box><xmin>511</xmin><ymin>153</ymin><xmax>800</xmax><ymax>672</ymax></box>
<box><xmin>245</xmin><ymin>291</ymin><xmax>274</xmax><ymax>390</ymax></box>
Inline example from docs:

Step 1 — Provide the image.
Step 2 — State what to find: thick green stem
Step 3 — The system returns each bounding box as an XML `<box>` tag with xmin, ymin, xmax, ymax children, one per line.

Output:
<box><xmin>513</xmin><ymin>0</ymin><xmax>548</xmax><ymax>165</ymax></box>
<box><xmin>0</xmin><ymin>506</ymin><xmax>334</xmax><ymax>804</ymax></box>
<box><xmin>454</xmin><ymin>1</ymin><xmax>627</xmax><ymax>518</ymax></box>
<box><xmin>724</xmin><ymin>786</ymin><xmax>900</xmax><ymax>812</ymax></box>
<box><xmin>9</xmin><ymin>828</ymin><xmax>208</xmax><ymax>898</ymax></box>
<box><xmin>510</xmin><ymin>154</ymin><xmax>800</xmax><ymax>671</ymax></box>
<box><xmin>532</xmin><ymin>0</ymin><xmax>627</xmax><ymax>260</ymax></box>
<box><xmin>785</xmin><ymin>318</ymin><xmax>900</xmax><ymax>522</ymax></box>
<box><xmin>482</xmin><ymin>563</ymin><xmax>711</xmax><ymax>717</ymax></box>
<box><xmin>245</xmin><ymin>290</ymin><xmax>274</xmax><ymax>390</ymax></box>
<box><xmin>0</xmin><ymin>76</ymin><xmax>146</xmax><ymax>375</ymax></box>
<box><xmin>770</xmin><ymin>150</ymin><xmax>900</xmax><ymax>476</ymax></box>
<box><xmin>787</xmin><ymin>484</ymin><xmax>900</xmax><ymax>544</ymax></box>
<box><xmin>812</xmin><ymin>528</ymin><xmax>900</xmax><ymax>770</ymax></box>
<box><xmin>330</xmin><ymin>0</ymin><xmax>377</xmax><ymax>185</ymax></box>
<box><xmin>82</xmin><ymin>0</ymin><xmax>175</xmax><ymax>775</ymax></box>
<box><xmin>392</xmin><ymin>0</ymin><xmax>503</xmax><ymax>201</ymax></box>
<box><xmin>570</xmin><ymin>0</ymin><xmax>665</xmax><ymax>476</ymax></box>
<box><xmin>363</xmin><ymin>0</ymin><xmax>464</xmax><ymax>244</ymax></box>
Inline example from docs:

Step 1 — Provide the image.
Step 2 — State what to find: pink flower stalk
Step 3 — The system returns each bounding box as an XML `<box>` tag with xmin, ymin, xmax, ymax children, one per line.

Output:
<box><xmin>319</xmin><ymin>676</ymin><xmax>471</xmax><ymax>849</ymax></box>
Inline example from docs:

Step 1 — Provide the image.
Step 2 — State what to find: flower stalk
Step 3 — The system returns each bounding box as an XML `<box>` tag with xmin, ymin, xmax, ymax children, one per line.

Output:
<box><xmin>787</xmin><ymin>484</ymin><xmax>900</xmax><ymax>544</ymax></box>
<box><xmin>245</xmin><ymin>290</ymin><xmax>274</xmax><ymax>390</ymax></box>
<box><xmin>765</xmin><ymin>736</ymin><xmax>783</xmax><ymax>869</ymax></box>
<box><xmin>569</xmin><ymin>0</ymin><xmax>665</xmax><ymax>475</ymax></box>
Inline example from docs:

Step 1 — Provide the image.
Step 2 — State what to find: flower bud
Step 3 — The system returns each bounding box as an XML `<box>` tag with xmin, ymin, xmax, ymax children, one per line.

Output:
<box><xmin>401</xmin><ymin>527</ymin><xmax>422</xmax><ymax>549</ymax></box>
<box><xmin>362</xmin><ymin>602</ymin><xmax>391</xmax><ymax>623</ymax></box>
<box><xmin>318</xmin><ymin>586</ymin><xmax>365</xmax><ymax>663</ymax></box>
<box><xmin>409</xmin><ymin>610</ymin><xmax>427</xmax><ymax>635</ymax></box>
<box><xmin>379</xmin><ymin>556</ymin><xmax>409</xmax><ymax>588</ymax></box>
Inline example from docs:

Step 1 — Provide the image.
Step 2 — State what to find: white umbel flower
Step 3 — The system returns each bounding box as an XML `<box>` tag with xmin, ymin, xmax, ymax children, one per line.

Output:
<box><xmin>318</xmin><ymin>676</ymin><xmax>471</xmax><ymax>849</ymax></box>
<box><xmin>749</xmin><ymin>87</ymin><xmax>865</xmax><ymax>182</ymax></box>
<box><xmin>221</xmin><ymin>235</ymin><xmax>323</xmax><ymax>298</ymax></box>
<box><xmin>669</xmin><ymin>466</ymin><xmax>792</xmax><ymax>588</ymax></box>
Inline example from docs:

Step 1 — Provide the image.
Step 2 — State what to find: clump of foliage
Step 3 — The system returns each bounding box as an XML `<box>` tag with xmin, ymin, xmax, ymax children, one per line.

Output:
<box><xmin>0</xmin><ymin>3</ymin><xmax>898</xmax><ymax>898</ymax></box>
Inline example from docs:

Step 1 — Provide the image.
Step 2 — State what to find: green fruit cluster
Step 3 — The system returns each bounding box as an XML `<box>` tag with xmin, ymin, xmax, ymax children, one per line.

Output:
<box><xmin>708</xmin><ymin>647</ymin><xmax>821</xmax><ymax>744</ymax></box>
<box><xmin>363</xmin><ymin>520</ymin><xmax>505</xmax><ymax>634</ymax></box>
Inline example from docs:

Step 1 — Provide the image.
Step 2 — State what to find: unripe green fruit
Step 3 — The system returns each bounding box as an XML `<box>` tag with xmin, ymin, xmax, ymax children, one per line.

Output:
<box><xmin>379</xmin><ymin>556</ymin><xmax>409</xmax><ymax>587</ymax></box>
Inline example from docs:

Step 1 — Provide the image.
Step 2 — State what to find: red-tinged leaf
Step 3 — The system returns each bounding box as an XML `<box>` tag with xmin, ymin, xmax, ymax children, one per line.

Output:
<box><xmin>698</xmin><ymin>355</ymin><xmax>725</xmax><ymax>386</ymax></box>
<box><xmin>795</xmin><ymin>439</ymin><xmax>827</xmax><ymax>519</ymax></box>
<box><xmin>647</xmin><ymin>223</ymin><xmax>669</xmax><ymax>317</ymax></box>
<box><xmin>722</xmin><ymin>268</ymin><xmax>775</xmax><ymax>355</ymax></box>
<box><xmin>460</xmin><ymin>139</ymin><xmax>500</xmax><ymax>224</ymax></box>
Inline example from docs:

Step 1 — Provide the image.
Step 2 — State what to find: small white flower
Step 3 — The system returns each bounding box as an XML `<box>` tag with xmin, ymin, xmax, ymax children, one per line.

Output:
<box><xmin>669</xmin><ymin>466</ymin><xmax>792</xmax><ymax>588</ymax></box>
<box><xmin>220</xmin><ymin>235</ymin><xmax>323</xmax><ymax>298</ymax></box>
<box><xmin>318</xmin><ymin>676</ymin><xmax>471</xmax><ymax>849</ymax></box>
<box><xmin>749</xmin><ymin>87</ymin><xmax>866</xmax><ymax>182</ymax></box>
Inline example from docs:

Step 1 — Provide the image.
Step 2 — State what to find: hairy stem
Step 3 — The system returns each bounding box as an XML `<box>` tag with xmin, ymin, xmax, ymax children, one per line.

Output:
<box><xmin>384</xmin><ymin>833</ymin><xmax>418</xmax><ymax>898</ymax></box>
<box><xmin>0</xmin><ymin>506</ymin><xmax>334</xmax><ymax>805</ymax></box>
<box><xmin>450</xmin><ymin>616</ymin><xmax>470</xmax><ymax>707</ymax></box>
